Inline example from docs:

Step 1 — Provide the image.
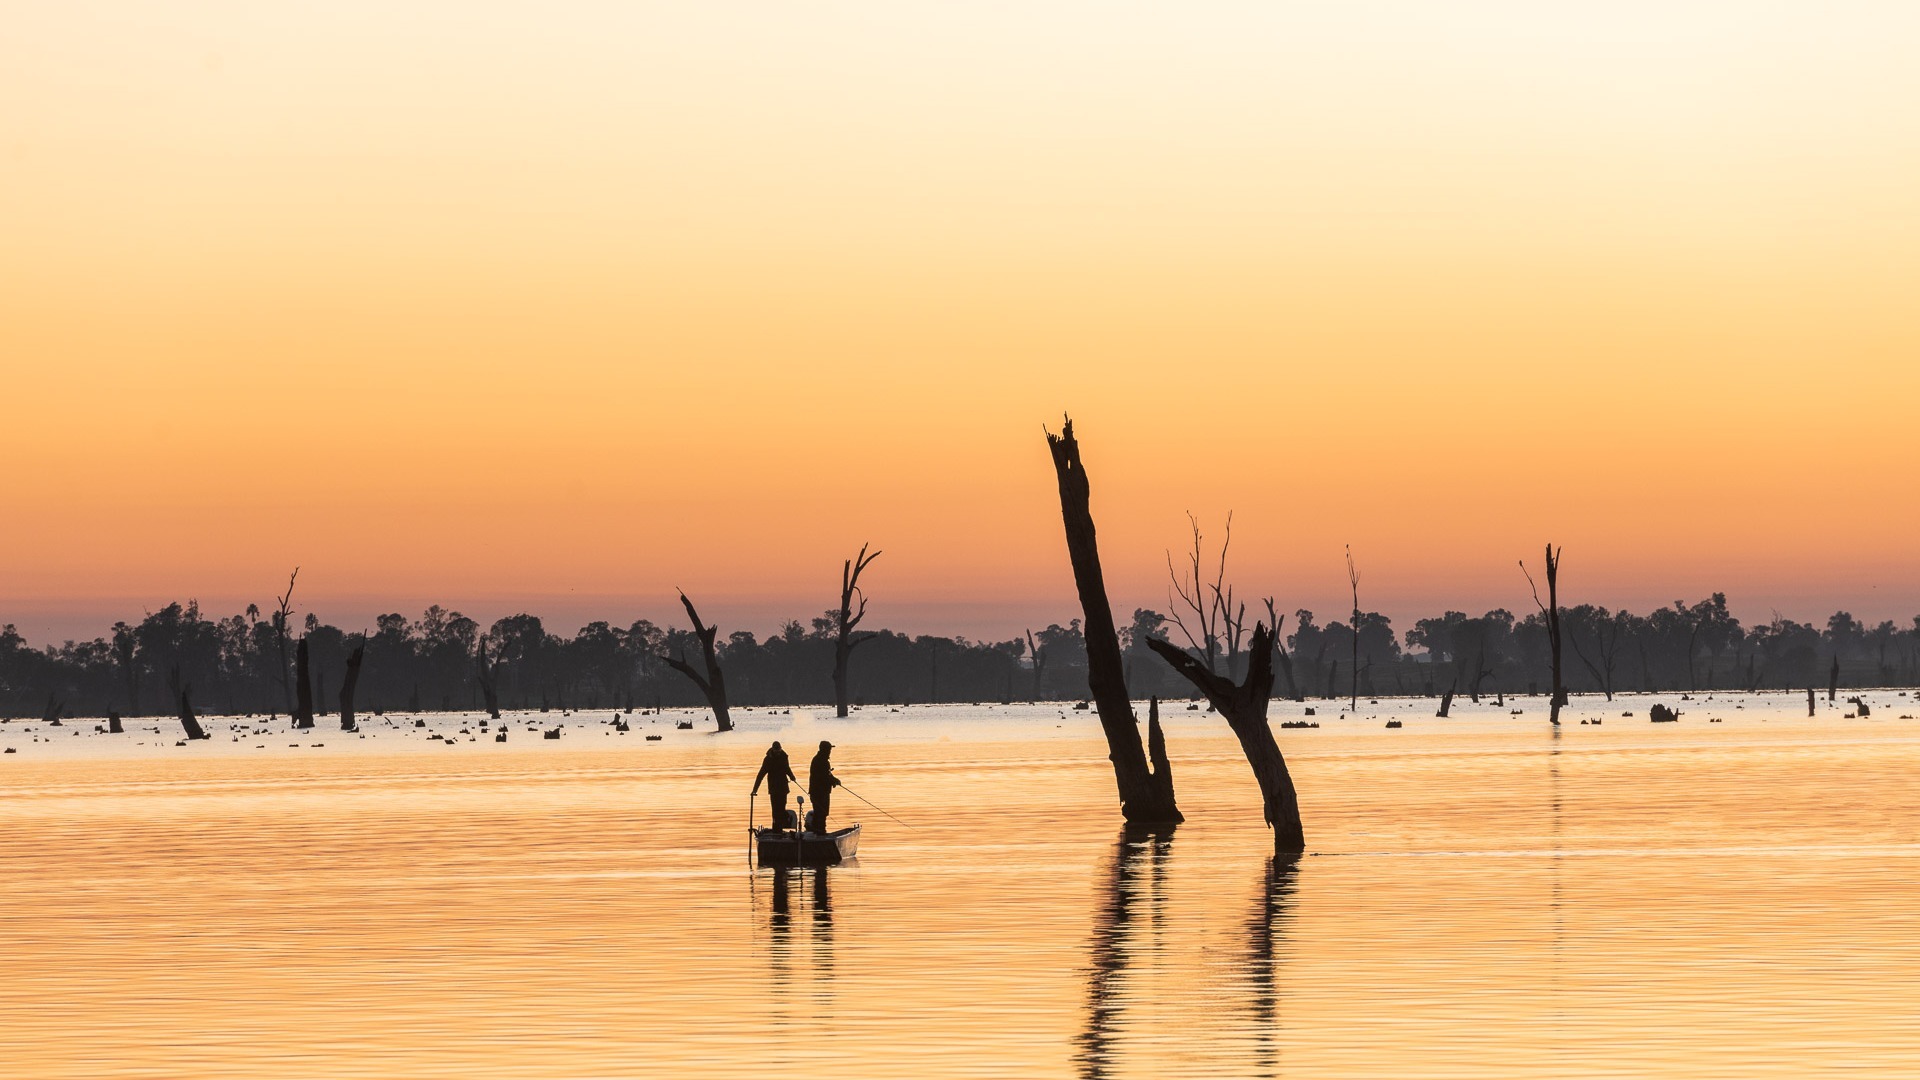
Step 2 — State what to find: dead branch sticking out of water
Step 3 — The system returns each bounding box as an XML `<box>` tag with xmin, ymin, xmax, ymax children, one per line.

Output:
<box><xmin>1521</xmin><ymin>544</ymin><xmax>1566</xmax><ymax>725</ymax></box>
<box><xmin>832</xmin><ymin>544</ymin><xmax>882</xmax><ymax>718</ymax></box>
<box><xmin>1046</xmin><ymin>417</ymin><xmax>1181</xmax><ymax>826</ymax></box>
<box><xmin>662</xmin><ymin>590</ymin><xmax>733</xmax><ymax>732</ymax></box>
<box><xmin>1147</xmin><ymin>623</ymin><xmax>1304</xmax><ymax>853</ymax></box>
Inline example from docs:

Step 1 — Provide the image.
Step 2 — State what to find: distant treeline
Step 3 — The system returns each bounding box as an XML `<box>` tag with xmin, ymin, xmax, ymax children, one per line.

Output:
<box><xmin>3</xmin><ymin>594</ymin><xmax>1917</xmax><ymax>719</ymax></box>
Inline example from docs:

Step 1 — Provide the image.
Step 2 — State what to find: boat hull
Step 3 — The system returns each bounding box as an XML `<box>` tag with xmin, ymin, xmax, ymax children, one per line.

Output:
<box><xmin>756</xmin><ymin>824</ymin><xmax>860</xmax><ymax>866</ymax></box>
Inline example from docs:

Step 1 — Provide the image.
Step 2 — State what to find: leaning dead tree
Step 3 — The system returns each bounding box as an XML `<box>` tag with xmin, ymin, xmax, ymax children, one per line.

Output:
<box><xmin>1521</xmin><ymin>544</ymin><xmax>1566</xmax><ymax>725</ymax></box>
<box><xmin>293</xmin><ymin>637</ymin><xmax>316</xmax><ymax>729</ymax></box>
<box><xmin>1046</xmin><ymin>418</ymin><xmax>1180</xmax><ymax>826</ymax></box>
<box><xmin>1149</xmin><ymin>623</ymin><xmax>1305</xmax><ymax>853</ymax></box>
<box><xmin>662</xmin><ymin>590</ymin><xmax>733</xmax><ymax>732</ymax></box>
<box><xmin>172</xmin><ymin>667</ymin><xmax>209</xmax><ymax>741</ymax></box>
<box><xmin>339</xmin><ymin>645</ymin><xmax>365</xmax><ymax>732</ymax></box>
<box><xmin>831</xmin><ymin>544</ymin><xmax>882</xmax><ymax>718</ymax></box>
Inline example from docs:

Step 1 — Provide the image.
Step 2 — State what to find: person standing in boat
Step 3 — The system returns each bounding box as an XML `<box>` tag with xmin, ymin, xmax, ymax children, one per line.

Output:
<box><xmin>753</xmin><ymin>741</ymin><xmax>798</xmax><ymax>830</ymax></box>
<box><xmin>807</xmin><ymin>740</ymin><xmax>841</xmax><ymax>833</ymax></box>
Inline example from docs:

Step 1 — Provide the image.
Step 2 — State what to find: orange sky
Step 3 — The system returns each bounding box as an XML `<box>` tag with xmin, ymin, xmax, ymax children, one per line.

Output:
<box><xmin>4</xmin><ymin>3</ymin><xmax>1918</xmax><ymax>644</ymax></box>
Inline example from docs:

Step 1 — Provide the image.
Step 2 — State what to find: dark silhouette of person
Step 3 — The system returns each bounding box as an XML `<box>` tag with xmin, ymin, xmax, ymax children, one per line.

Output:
<box><xmin>753</xmin><ymin>741</ymin><xmax>798</xmax><ymax>830</ymax></box>
<box><xmin>807</xmin><ymin>740</ymin><xmax>841</xmax><ymax>833</ymax></box>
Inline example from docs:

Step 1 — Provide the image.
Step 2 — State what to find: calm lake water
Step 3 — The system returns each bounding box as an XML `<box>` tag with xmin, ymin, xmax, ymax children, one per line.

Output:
<box><xmin>5</xmin><ymin>692</ymin><xmax>1919</xmax><ymax>1078</ymax></box>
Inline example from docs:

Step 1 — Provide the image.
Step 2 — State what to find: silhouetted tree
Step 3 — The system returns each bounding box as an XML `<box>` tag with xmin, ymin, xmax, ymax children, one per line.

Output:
<box><xmin>1046</xmin><ymin>417</ymin><xmax>1180</xmax><ymax>826</ymax></box>
<box><xmin>1149</xmin><ymin>622</ymin><xmax>1303</xmax><ymax>853</ymax></box>
<box><xmin>661</xmin><ymin>591</ymin><xmax>732</xmax><ymax>732</ymax></box>
<box><xmin>271</xmin><ymin>568</ymin><xmax>298</xmax><ymax>715</ymax></box>
<box><xmin>339</xmin><ymin>645</ymin><xmax>364</xmax><ymax>732</ymax></box>
<box><xmin>1521</xmin><ymin>543</ymin><xmax>1564</xmax><ymax>725</ymax></box>
<box><xmin>831</xmin><ymin>544</ymin><xmax>882</xmax><ymax>718</ymax></box>
<box><xmin>293</xmin><ymin>638</ymin><xmax>315</xmax><ymax>729</ymax></box>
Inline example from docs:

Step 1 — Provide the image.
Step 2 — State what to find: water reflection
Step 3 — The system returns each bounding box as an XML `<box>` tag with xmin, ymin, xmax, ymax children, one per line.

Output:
<box><xmin>1077</xmin><ymin>827</ymin><xmax>1174</xmax><ymax>1080</ymax></box>
<box><xmin>761</xmin><ymin>867</ymin><xmax>836</xmax><ymax>1023</ymax></box>
<box><xmin>1246</xmin><ymin>855</ymin><xmax>1301</xmax><ymax>1078</ymax></box>
<box><xmin>1079</xmin><ymin>830</ymin><xmax>1303</xmax><ymax>1080</ymax></box>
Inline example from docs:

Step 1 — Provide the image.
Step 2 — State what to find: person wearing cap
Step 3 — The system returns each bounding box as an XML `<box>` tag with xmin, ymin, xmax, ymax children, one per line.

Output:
<box><xmin>806</xmin><ymin>739</ymin><xmax>842</xmax><ymax>833</ymax></box>
<box><xmin>752</xmin><ymin>740</ymin><xmax>798</xmax><ymax>830</ymax></box>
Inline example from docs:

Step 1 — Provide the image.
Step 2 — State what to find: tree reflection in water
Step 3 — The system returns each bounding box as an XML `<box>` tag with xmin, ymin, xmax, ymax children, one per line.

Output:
<box><xmin>1078</xmin><ymin>830</ymin><xmax>1301</xmax><ymax>1080</ymax></box>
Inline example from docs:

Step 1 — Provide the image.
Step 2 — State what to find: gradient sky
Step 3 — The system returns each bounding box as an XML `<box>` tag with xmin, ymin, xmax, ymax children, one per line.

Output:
<box><xmin>4</xmin><ymin>2</ymin><xmax>1918</xmax><ymax>645</ymax></box>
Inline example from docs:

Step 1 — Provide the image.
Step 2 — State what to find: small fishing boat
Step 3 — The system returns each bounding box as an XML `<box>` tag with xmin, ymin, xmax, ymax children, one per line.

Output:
<box><xmin>755</xmin><ymin>824</ymin><xmax>861</xmax><ymax>867</ymax></box>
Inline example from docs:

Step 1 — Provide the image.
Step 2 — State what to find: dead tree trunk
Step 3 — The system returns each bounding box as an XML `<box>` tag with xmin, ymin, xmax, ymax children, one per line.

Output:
<box><xmin>662</xmin><ymin>590</ymin><xmax>732</xmax><ymax>732</ymax></box>
<box><xmin>1437</xmin><ymin>677</ymin><xmax>1457</xmax><ymax>717</ymax></box>
<box><xmin>108</xmin><ymin>711</ymin><xmax>124</xmax><ymax>734</ymax></box>
<box><xmin>273</xmin><ymin>567</ymin><xmax>299</xmax><ymax>717</ymax></box>
<box><xmin>1828</xmin><ymin>656</ymin><xmax>1840</xmax><ymax>702</ymax></box>
<box><xmin>176</xmin><ymin>677</ymin><xmax>208</xmax><ymax>741</ymax></box>
<box><xmin>42</xmin><ymin>693</ymin><xmax>65</xmax><ymax>726</ymax></box>
<box><xmin>1027</xmin><ymin>629</ymin><xmax>1048</xmax><ymax>701</ymax></box>
<box><xmin>293</xmin><ymin>638</ymin><xmax>315</xmax><ymax>729</ymax></box>
<box><xmin>1046</xmin><ymin>418</ymin><xmax>1181</xmax><ymax>826</ymax></box>
<box><xmin>1148</xmin><ymin>623</ymin><xmax>1303</xmax><ymax>853</ymax></box>
<box><xmin>476</xmin><ymin>638</ymin><xmax>501</xmax><ymax>720</ymax></box>
<box><xmin>1346</xmin><ymin>547</ymin><xmax>1360</xmax><ymax>712</ymax></box>
<box><xmin>832</xmin><ymin>544</ymin><xmax>882</xmax><ymax>718</ymax></box>
<box><xmin>1807</xmin><ymin>687</ymin><xmax>1816</xmax><ymax>716</ymax></box>
<box><xmin>339</xmin><ymin>645</ymin><xmax>365</xmax><ymax>732</ymax></box>
<box><xmin>1263</xmin><ymin>599</ymin><xmax>1303</xmax><ymax>702</ymax></box>
<box><xmin>1522</xmin><ymin>544</ymin><xmax>1565</xmax><ymax>725</ymax></box>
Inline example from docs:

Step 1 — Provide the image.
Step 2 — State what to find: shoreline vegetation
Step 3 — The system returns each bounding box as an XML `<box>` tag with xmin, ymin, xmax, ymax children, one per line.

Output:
<box><xmin>3</xmin><ymin>592</ymin><xmax>1916</xmax><ymax>722</ymax></box>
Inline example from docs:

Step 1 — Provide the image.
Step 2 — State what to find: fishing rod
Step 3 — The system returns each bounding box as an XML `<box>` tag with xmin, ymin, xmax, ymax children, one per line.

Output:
<box><xmin>746</xmin><ymin>791</ymin><xmax>757</xmax><ymax>868</ymax></box>
<box><xmin>835</xmin><ymin>783</ymin><xmax>917</xmax><ymax>830</ymax></box>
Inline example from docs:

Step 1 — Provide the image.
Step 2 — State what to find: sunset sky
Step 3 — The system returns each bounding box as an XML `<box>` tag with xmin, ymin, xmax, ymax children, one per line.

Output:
<box><xmin>4</xmin><ymin>2</ymin><xmax>1917</xmax><ymax>645</ymax></box>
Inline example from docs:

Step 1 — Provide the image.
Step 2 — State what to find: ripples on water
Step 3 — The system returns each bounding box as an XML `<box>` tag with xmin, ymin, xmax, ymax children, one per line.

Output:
<box><xmin>3</xmin><ymin>694</ymin><xmax>1918</xmax><ymax>1077</ymax></box>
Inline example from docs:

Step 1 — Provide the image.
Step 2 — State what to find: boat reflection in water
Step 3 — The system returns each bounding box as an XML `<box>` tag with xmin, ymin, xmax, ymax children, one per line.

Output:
<box><xmin>1077</xmin><ymin>828</ymin><xmax>1300</xmax><ymax>1080</ymax></box>
<box><xmin>760</xmin><ymin>864</ymin><xmax>840</xmax><ymax>1032</ymax></box>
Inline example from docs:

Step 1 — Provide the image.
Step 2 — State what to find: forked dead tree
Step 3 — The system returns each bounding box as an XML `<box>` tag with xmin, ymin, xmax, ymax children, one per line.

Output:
<box><xmin>1262</xmin><ymin>598</ymin><xmax>1303</xmax><ymax>701</ymax></box>
<box><xmin>293</xmin><ymin>637</ymin><xmax>315</xmax><ymax>730</ymax></box>
<box><xmin>272</xmin><ymin>567</ymin><xmax>298</xmax><ymax>715</ymax></box>
<box><xmin>1148</xmin><ymin>623</ymin><xmax>1304</xmax><ymax>853</ymax></box>
<box><xmin>1521</xmin><ymin>544</ymin><xmax>1566</xmax><ymax>725</ymax></box>
<box><xmin>1026</xmin><ymin>629</ymin><xmax>1049</xmax><ymax>701</ymax></box>
<box><xmin>832</xmin><ymin>544</ymin><xmax>882</xmax><ymax>718</ymax></box>
<box><xmin>339</xmin><ymin>645</ymin><xmax>365</xmax><ymax>732</ymax></box>
<box><xmin>662</xmin><ymin>590</ymin><xmax>733</xmax><ymax>732</ymax></box>
<box><xmin>1045</xmin><ymin>418</ymin><xmax>1181</xmax><ymax>826</ymax></box>
<box><xmin>1167</xmin><ymin>513</ymin><xmax>1232</xmax><ymax>677</ymax></box>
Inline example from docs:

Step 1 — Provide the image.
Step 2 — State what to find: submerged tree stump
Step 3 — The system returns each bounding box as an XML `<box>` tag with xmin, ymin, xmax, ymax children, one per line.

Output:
<box><xmin>1046</xmin><ymin>418</ymin><xmax>1181</xmax><ymax>826</ymax></box>
<box><xmin>1148</xmin><ymin>623</ymin><xmax>1304</xmax><ymax>854</ymax></box>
